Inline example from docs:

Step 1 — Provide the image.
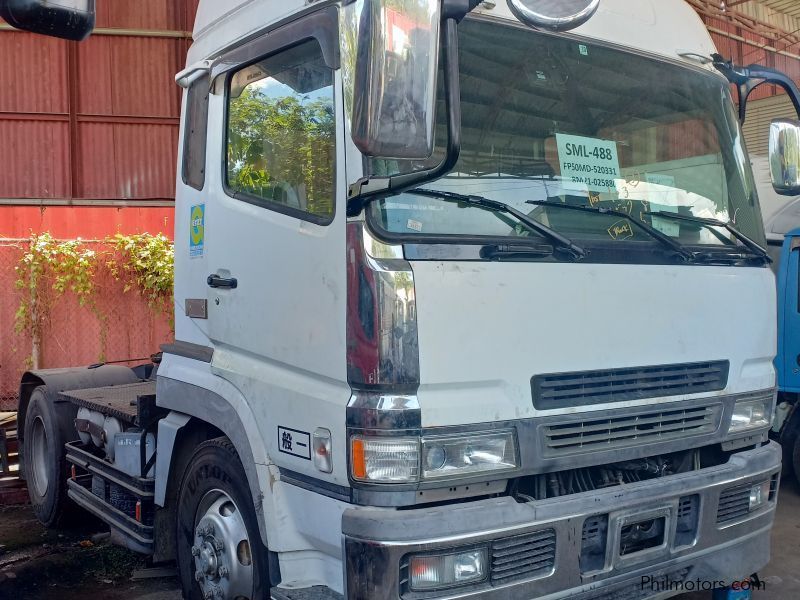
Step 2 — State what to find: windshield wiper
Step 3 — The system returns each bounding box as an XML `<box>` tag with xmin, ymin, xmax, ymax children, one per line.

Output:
<box><xmin>411</xmin><ymin>188</ymin><xmax>586</xmax><ymax>260</ymax></box>
<box><xmin>644</xmin><ymin>211</ymin><xmax>771</xmax><ymax>264</ymax></box>
<box><xmin>480</xmin><ymin>243</ymin><xmax>555</xmax><ymax>261</ymax></box>
<box><xmin>526</xmin><ymin>200</ymin><xmax>695</xmax><ymax>262</ymax></box>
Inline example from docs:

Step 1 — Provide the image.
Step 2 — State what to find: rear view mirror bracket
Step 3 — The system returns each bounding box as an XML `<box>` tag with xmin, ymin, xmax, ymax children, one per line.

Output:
<box><xmin>712</xmin><ymin>53</ymin><xmax>800</xmax><ymax>124</ymax></box>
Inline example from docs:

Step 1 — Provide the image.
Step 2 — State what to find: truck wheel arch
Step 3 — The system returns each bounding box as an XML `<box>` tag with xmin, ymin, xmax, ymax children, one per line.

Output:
<box><xmin>155</xmin><ymin>376</ymin><xmax>272</xmax><ymax>550</ymax></box>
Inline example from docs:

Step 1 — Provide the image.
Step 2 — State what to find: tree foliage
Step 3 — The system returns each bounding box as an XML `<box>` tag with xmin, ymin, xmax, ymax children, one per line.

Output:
<box><xmin>227</xmin><ymin>87</ymin><xmax>335</xmax><ymax>217</ymax></box>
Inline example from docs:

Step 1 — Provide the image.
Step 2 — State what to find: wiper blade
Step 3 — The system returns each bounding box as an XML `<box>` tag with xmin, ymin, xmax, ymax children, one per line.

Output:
<box><xmin>644</xmin><ymin>211</ymin><xmax>771</xmax><ymax>264</ymax></box>
<box><xmin>411</xmin><ymin>188</ymin><xmax>586</xmax><ymax>260</ymax></box>
<box><xmin>526</xmin><ymin>200</ymin><xmax>694</xmax><ymax>262</ymax></box>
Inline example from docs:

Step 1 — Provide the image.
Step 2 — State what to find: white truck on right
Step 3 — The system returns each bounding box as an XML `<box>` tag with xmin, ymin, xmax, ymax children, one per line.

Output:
<box><xmin>5</xmin><ymin>0</ymin><xmax>800</xmax><ymax>599</ymax></box>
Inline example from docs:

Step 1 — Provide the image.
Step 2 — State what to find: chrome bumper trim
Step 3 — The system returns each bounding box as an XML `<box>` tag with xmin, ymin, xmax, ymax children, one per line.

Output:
<box><xmin>342</xmin><ymin>442</ymin><xmax>781</xmax><ymax>599</ymax></box>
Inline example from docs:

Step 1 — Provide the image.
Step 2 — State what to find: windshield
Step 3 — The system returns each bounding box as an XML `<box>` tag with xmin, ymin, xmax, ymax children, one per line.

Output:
<box><xmin>367</xmin><ymin>18</ymin><xmax>767</xmax><ymax>257</ymax></box>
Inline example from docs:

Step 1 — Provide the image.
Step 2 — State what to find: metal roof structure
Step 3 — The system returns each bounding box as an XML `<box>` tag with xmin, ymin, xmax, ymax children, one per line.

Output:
<box><xmin>690</xmin><ymin>0</ymin><xmax>800</xmax><ymax>46</ymax></box>
<box><xmin>727</xmin><ymin>0</ymin><xmax>800</xmax><ymax>21</ymax></box>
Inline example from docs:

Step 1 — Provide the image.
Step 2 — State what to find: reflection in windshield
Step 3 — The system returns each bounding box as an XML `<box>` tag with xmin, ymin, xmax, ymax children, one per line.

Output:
<box><xmin>368</xmin><ymin>18</ymin><xmax>766</xmax><ymax>251</ymax></box>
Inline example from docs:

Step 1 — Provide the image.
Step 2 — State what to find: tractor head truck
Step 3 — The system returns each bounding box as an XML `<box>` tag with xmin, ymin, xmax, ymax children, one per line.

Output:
<box><xmin>6</xmin><ymin>0</ymin><xmax>800</xmax><ymax>598</ymax></box>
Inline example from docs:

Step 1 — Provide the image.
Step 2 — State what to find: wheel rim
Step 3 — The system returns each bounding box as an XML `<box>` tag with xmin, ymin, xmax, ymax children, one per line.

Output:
<box><xmin>192</xmin><ymin>489</ymin><xmax>254</xmax><ymax>600</ymax></box>
<box><xmin>30</xmin><ymin>416</ymin><xmax>50</xmax><ymax>497</ymax></box>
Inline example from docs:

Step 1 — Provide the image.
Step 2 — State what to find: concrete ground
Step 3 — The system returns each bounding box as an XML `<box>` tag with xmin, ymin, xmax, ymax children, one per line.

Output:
<box><xmin>682</xmin><ymin>475</ymin><xmax>800</xmax><ymax>600</ymax></box>
<box><xmin>1</xmin><ymin>480</ymin><xmax>799</xmax><ymax>600</ymax></box>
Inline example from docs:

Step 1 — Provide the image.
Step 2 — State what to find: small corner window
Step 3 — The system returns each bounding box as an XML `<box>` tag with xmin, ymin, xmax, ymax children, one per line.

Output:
<box><xmin>182</xmin><ymin>73</ymin><xmax>210</xmax><ymax>191</ymax></box>
<box><xmin>226</xmin><ymin>40</ymin><xmax>336</xmax><ymax>224</ymax></box>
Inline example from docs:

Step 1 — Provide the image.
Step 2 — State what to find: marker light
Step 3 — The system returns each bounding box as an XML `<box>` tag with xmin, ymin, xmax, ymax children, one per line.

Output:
<box><xmin>313</xmin><ymin>428</ymin><xmax>333</xmax><ymax>474</ymax></box>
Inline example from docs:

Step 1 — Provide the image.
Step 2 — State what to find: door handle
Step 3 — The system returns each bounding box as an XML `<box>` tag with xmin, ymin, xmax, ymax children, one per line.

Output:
<box><xmin>207</xmin><ymin>274</ymin><xmax>238</xmax><ymax>289</ymax></box>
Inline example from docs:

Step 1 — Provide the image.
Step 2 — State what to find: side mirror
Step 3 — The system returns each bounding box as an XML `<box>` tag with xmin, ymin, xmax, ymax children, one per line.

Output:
<box><xmin>0</xmin><ymin>0</ymin><xmax>95</xmax><ymax>41</ymax></box>
<box><xmin>342</xmin><ymin>0</ymin><xmax>441</xmax><ymax>160</ymax></box>
<box><xmin>770</xmin><ymin>119</ymin><xmax>800</xmax><ymax>197</ymax></box>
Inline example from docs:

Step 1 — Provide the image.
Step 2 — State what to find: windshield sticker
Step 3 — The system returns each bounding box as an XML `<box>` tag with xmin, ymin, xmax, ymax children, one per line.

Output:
<box><xmin>556</xmin><ymin>133</ymin><xmax>621</xmax><ymax>193</ymax></box>
<box><xmin>645</xmin><ymin>173</ymin><xmax>680</xmax><ymax>237</ymax></box>
<box><xmin>407</xmin><ymin>219</ymin><xmax>423</xmax><ymax>232</ymax></box>
<box><xmin>579</xmin><ymin>44</ymin><xmax>589</xmax><ymax>56</ymax></box>
<box><xmin>383</xmin><ymin>201</ymin><xmax>444</xmax><ymax>212</ymax></box>
<box><xmin>608</xmin><ymin>220</ymin><xmax>634</xmax><ymax>241</ymax></box>
<box><xmin>190</xmin><ymin>204</ymin><xmax>205</xmax><ymax>259</ymax></box>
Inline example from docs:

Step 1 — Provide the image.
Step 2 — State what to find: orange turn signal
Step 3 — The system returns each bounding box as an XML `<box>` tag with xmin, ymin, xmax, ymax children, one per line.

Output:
<box><xmin>351</xmin><ymin>438</ymin><xmax>366</xmax><ymax>480</ymax></box>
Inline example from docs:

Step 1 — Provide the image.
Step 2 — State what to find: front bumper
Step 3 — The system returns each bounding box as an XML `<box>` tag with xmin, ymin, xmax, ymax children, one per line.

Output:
<box><xmin>343</xmin><ymin>442</ymin><xmax>781</xmax><ymax>599</ymax></box>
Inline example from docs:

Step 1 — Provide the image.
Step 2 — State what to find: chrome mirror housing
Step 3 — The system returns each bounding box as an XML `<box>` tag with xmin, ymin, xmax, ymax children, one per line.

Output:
<box><xmin>342</xmin><ymin>0</ymin><xmax>442</xmax><ymax>160</ymax></box>
<box><xmin>507</xmin><ymin>0</ymin><xmax>600</xmax><ymax>31</ymax></box>
<box><xmin>770</xmin><ymin>119</ymin><xmax>800</xmax><ymax>196</ymax></box>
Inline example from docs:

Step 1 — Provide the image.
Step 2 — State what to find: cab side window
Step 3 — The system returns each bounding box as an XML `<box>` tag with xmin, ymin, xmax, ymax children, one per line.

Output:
<box><xmin>226</xmin><ymin>40</ymin><xmax>336</xmax><ymax>223</ymax></box>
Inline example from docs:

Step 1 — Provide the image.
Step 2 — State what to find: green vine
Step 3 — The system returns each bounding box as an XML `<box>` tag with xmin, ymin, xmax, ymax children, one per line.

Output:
<box><xmin>108</xmin><ymin>233</ymin><xmax>174</xmax><ymax>310</ymax></box>
<box><xmin>14</xmin><ymin>232</ymin><xmax>174</xmax><ymax>364</ymax></box>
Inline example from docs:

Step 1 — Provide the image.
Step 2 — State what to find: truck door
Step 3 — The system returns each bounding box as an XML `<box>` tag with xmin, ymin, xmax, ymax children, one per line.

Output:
<box><xmin>202</xmin><ymin>21</ymin><xmax>349</xmax><ymax>480</ymax></box>
<box><xmin>778</xmin><ymin>233</ymin><xmax>800</xmax><ymax>392</ymax></box>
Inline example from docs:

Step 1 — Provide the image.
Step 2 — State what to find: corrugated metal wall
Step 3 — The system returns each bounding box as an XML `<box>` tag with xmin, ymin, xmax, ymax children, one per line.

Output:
<box><xmin>0</xmin><ymin>0</ymin><xmax>198</xmax><ymax>212</ymax></box>
<box><xmin>741</xmin><ymin>95</ymin><xmax>796</xmax><ymax>156</ymax></box>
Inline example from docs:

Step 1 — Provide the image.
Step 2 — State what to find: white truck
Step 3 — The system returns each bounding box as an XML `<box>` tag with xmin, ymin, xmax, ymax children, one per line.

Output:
<box><xmin>5</xmin><ymin>0</ymin><xmax>800</xmax><ymax>598</ymax></box>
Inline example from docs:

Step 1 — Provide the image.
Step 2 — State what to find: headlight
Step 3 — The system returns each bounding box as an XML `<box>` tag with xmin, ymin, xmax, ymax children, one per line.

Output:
<box><xmin>349</xmin><ymin>430</ymin><xmax>518</xmax><ymax>483</ymax></box>
<box><xmin>422</xmin><ymin>431</ymin><xmax>517</xmax><ymax>480</ymax></box>
<box><xmin>409</xmin><ymin>548</ymin><xmax>488</xmax><ymax>591</ymax></box>
<box><xmin>350</xmin><ymin>436</ymin><xmax>419</xmax><ymax>482</ymax></box>
<box><xmin>729</xmin><ymin>397</ymin><xmax>772</xmax><ymax>434</ymax></box>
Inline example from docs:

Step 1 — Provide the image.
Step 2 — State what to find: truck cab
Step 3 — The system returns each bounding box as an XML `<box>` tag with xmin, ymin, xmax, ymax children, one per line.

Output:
<box><xmin>10</xmin><ymin>0</ymin><xmax>798</xmax><ymax>599</ymax></box>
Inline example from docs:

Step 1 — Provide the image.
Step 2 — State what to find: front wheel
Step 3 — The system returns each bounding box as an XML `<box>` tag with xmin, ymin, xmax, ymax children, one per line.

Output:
<box><xmin>176</xmin><ymin>438</ymin><xmax>269</xmax><ymax>600</ymax></box>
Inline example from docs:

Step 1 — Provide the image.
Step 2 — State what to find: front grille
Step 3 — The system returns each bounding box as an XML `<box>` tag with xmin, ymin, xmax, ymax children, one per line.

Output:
<box><xmin>543</xmin><ymin>404</ymin><xmax>721</xmax><ymax>455</ymax></box>
<box><xmin>532</xmin><ymin>361</ymin><xmax>729</xmax><ymax>409</ymax></box>
<box><xmin>490</xmin><ymin>529</ymin><xmax>556</xmax><ymax>585</ymax></box>
<box><xmin>717</xmin><ymin>482</ymin><xmax>765</xmax><ymax>524</ymax></box>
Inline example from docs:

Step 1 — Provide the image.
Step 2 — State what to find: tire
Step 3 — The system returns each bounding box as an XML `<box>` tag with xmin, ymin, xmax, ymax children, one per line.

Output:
<box><xmin>176</xmin><ymin>438</ymin><xmax>269</xmax><ymax>600</ymax></box>
<box><xmin>23</xmin><ymin>386</ymin><xmax>79</xmax><ymax>527</ymax></box>
<box><xmin>781</xmin><ymin>434</ymin><xmax>795</xmax><ymax>480</ymax></box>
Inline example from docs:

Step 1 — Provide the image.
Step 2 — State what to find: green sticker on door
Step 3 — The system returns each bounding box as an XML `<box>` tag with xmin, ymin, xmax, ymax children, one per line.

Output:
<box><xmin>190</xmin><ymin>204</ymin><xmax>205</xmax><ymax>259</ymax></box>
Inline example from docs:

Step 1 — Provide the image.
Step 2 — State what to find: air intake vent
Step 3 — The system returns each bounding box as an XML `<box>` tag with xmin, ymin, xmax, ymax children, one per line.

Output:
<box><xmin>490</xmin><ymin>529</ymin><xmax>556</xmax><ymax>585</ymax></box>
<box><xmin>543</xmin><ymin>404</ymin><xmax>721</xmax><ymax>455</ymax></box>
<box><xmin>532</xmin><ymin>361</ymin><xmax>729</xmax><ymax>409</ymax></box>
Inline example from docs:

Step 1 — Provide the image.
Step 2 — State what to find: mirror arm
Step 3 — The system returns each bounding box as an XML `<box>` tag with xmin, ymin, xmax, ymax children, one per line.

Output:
<box><xmin>712</xmin><ymin>53</ymin><xmax>800</xmax><ymax>124</ymax></box>
<box><xmin>347</xmin><ymin>17</ymin><xmax>463</xmax><ymax>217</ymax></box>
